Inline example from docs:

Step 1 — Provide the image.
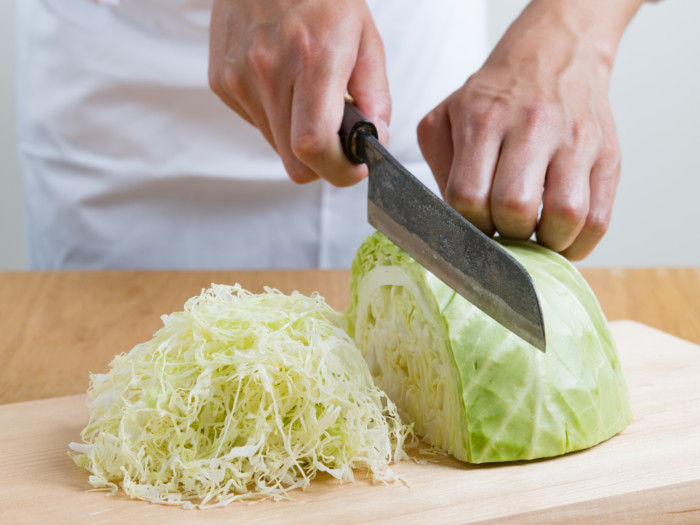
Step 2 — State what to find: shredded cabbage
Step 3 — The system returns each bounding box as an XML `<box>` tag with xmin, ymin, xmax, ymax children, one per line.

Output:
<box><xmin>70</xmin><ymin>284</ymin><xmax>411</xmax><ymax>508</ymax></box>
<box><xmin>347</xmin><ymin>232</ymin><xmax>632</xmax><ymax>463</ymax></box>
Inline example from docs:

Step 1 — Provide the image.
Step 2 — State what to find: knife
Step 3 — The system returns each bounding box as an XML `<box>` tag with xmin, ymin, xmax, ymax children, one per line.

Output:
<box><xmin>339</xmin><ymin>100</ymin><xmax>546</xmax><ymax>352</ymax></box>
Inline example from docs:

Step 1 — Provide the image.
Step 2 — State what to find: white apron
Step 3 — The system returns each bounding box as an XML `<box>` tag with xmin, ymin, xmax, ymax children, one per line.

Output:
<box><xmin>16</xmin><ymin>0</ymin><xmax>487</xmax><ymax>270</ymax></box>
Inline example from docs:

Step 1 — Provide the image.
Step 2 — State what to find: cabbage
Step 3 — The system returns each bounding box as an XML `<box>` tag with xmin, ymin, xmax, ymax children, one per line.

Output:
<box><xmin>346</xmin><ymin>232</ymin><xmax>632</xmax><ymax>463</ymax></box>
<box><xmin>70</xmin><ymin>284</ymin><xmax>410</xmax><ymax>508</ymax></box>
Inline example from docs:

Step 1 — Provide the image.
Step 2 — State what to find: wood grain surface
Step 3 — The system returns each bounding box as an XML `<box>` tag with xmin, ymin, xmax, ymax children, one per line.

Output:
<box><xmin>582</xmin><ymin>267</ymin><xmax>700</xmax><ymax>345</ymax></box>
<box><xmin>0</xmin><ymin>270</ymin><xmax>350</xmax><ymax>405</ymax></box>
<box><xmin>0</xmin><ymin>268</ymin><xmax>698</xmax><ymax>405</ymax></box>
<box><xmin>0</xmin><ymin>321</ymin><xmax>698</xmax><ymax>524</ymax></box>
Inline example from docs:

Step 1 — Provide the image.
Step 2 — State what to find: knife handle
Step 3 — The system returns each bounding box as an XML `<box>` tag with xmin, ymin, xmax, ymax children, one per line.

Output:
<box><xmin>339</xmin><ymin>99</ymin><xmax>378</xmax><ymax>164</ymax></box>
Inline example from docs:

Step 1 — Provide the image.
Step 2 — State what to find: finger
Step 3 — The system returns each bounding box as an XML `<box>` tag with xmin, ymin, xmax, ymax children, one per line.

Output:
<box><xmin>214</xmin><ymin>79</ymin><xmax>288</xmax><ymax>172</ymax></box>
<box><xmin>442</xmin><ymin>101</ymin><xmax>505</xmax><ymax>235</ymax></box>
<box><xmin>208</xmin><ymin>1</ymin><xmax>261</xmax><ymax>134</ymax></box>
<box><xmin>490</xmin><ymin>131</ymin><xmax>552</xmax><ymax>240</ymax></box>
<box><xmin>561</xmin><ymin>143</ymin><xmax>621</xmax><ymax>260</ymax></box>
<box><xmin>536</xmin><ymin>148</ymin><xmax>591</xmax><ymax>253</ymax></box>
<box><xmin>347</xmin><ymin>23</ymin><xmax>391</xmax><ymax>146</ymax></box>
<box><xmin>291</xmin><ymin>73</ymin><xmax>367</xmax><ymax>186</ymax></box>
<box><xmin>417</xmin><ymin>103</ymin><xmax>454</xmax><ymax>197</ymax></box>
<box><xmin>235</xmin><ymin>38</ymin><xmax>321</xmax><ymax>184</ymax></box>
<box><xmin>216</xmin><ymin>86</ymin><xmax>266</xmax><ymax>136</ymax></box>
<box><xmin>289</xmin><ymin>79</ymin><xmax>364</xmax><ymax>186</ymax></box>
<box><xmin>263</xmin><ymin>80</ymin><xmax>322</xmax><ymax>184</ymax></box>
<box><xmin>208</xmin><ymin>49</ymin><xmax>257</xmax><ymax>130</ymax></box>
<box><xmin>208</xmin><ymin>50</ymin><xmax>282</xmax><ymax>157</ymax></box>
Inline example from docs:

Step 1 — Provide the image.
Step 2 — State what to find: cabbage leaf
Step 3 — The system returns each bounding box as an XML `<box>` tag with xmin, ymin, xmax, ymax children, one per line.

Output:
<box><xmin>347</xmin><ymin>232</ymin><xmax>632</xmax><ymax>463</ymax></box>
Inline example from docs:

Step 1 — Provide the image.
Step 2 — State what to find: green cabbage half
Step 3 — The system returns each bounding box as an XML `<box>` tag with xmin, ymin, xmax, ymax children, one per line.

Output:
<box><xmin>346</xmin><ymin>232</ymin><xmax>632</xmax><ymax>463</ymax></box>
<box><xmin>70</xmin><ymin>284</ymin><xmax>410</xmax><ymax>508</ymax></box>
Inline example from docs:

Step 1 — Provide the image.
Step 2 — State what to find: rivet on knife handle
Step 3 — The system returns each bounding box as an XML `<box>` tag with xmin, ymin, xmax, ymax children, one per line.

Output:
<box><xmin>339</xmin><ymin>99</ymin><xmax>378</xmax><ymax>164</ymax></box>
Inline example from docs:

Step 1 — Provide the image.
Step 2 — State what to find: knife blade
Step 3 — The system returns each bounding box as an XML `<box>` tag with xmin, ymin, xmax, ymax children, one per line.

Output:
<box><xmin>339</xmin><ymin>100</ymin><xmax>546</xmax><ymax>352</ymax></box>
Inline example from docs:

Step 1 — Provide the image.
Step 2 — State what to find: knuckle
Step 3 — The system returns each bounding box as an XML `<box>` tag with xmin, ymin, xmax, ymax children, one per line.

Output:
<box><xmin>209</xmin><ymin>53</ymin><xmax>239</xmax><ymax>97</ymax></box>
<box><xmin>523</xmin><ymin>99</ymin><xmax>556</xmax><ymax>130</ymax></box>
<box><xmin>246</xmin><ymin>44</ymin><xmax>276</xmax><ymax>79</ymax></box>
<box><xmin>287</xmin><ymin>168</ymin><xmax>316</xmax><ymax>184</ymax></box>
<box><xmin>218</xmin><ymin>63</ymin><xmax>243</xmax><ymax>96</ymax></box>
<box><xmin>283</xmin><ymin>19</ymin><xmax>324</xmax><ymax>70</ymax></box>
<box><xmin>600</xmin><ymin>139</ymin><xmax>622</xmax><ymax>170</ymax></box>
<box><xmin>494</xmin><ymin>192</ymin><xmax>538</xmax><ymax>223</ymax></box>
<box><xmin>446</xmin><ymin>184</ymin><xmax>489</xmax><ymax>218</ymax></box>
<box><xmin>455</xmin><ymin>79</ymin><xmax>507</xmax><ymax>131</ymax></box>
<box><xmin>290</xmin><ymin>131</ymin><xmax>326</xmax><ymax>163</ymax></box>
<box><xmin>569</xmin><ymin>120</ymin><xmax>599</xmax><ymax>150</ymax></box>
<box><xmin>445</xmin><ymin>184</ymin><xmax>494</xmax><ymax>234</ymax></box>
<box><xmin>417</xmin><ymin>113</ymin><xmax>437</xmax><ymax>143</ymax></box>
<box><xmin>547</xmin><ymin>197</ymin><xmax>588</xmax><ymax>227</ymax></box>
<box><xmin>585</xmin><ymin>210</ymin><xmax>611</xmax><ymax>238</ymax></box>
<box><xmin>284</xmin><ymin>157</ymin><xmax>318</xmax><ymax>184</ymax></box>
<box><xmin>208</xmin><ymin>67</ymin><xmax>223</xmax><ymax>97</ymax></box>
<box><xmin>492</xmin><ymin>191</ymin><xmax>539</xmax><ymax>240</ymax></box>
<box><xmin>292</xmin><ymin>33</ymin><xmax>318</xmax><ymax>66</ymax></box>
<box><xmin>466</xmin><ymin>97</ymin><xmax>504</xmax><ymax>134</ymax></box>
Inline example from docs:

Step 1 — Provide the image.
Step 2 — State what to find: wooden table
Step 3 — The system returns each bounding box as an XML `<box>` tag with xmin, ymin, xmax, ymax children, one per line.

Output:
<box><xmin>1</xmin><ymin>268</ymin><xmax>698</xmax><ymax>405</ymax></box>
<box><xmin>0</xmin><ymin>268</ymin><xmax>699</xmax><ymax>524</ymax></box>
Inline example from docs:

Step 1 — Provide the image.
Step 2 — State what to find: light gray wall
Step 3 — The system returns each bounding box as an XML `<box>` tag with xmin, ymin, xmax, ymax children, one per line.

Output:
<box><xmin>1</xmin><ymin>0</ymin><xmax>25</xmax><ymax>270</ymax></box>
<box><xmin>1</xmin><ymin>1</ymin><xmax>698</xmax><ymax>269</ymax></box>
<box><xmin>597</xmin><ymin>0</ymin><xmax>700</xmax><ymax>267</ymax></box>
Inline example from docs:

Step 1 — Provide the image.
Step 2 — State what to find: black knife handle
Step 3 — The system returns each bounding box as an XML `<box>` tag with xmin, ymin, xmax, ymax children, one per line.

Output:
<box><xmin>339</xmin><ymin>99</ymin><xmax>378</xmax><ymax>164</ymax></box>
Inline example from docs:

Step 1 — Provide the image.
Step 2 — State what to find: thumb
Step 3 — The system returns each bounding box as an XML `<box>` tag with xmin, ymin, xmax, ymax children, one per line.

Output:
<box><xmin>347</xmin><ymin>20</ymin><xmax>391</xmax><ymax>146</ymax></box>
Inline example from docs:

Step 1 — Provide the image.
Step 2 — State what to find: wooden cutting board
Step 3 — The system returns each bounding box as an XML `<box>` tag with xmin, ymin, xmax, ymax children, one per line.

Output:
<box><xmin>1</xmin><ymin>321</ymin><xmax>698</xmax><ymax>524</ymax></box>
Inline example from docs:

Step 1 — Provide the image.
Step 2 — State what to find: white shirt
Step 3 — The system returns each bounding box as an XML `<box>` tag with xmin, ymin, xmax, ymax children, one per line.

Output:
<box><xmin>16</xmin><ymin>0</ymin><xmax>487</xmax><ymax>269</ymax></box>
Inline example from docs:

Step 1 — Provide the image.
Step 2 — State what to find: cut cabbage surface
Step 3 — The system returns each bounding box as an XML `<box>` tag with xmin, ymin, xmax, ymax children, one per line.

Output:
<box><xmin>347</xmin><ymin>232</ymin><xmax>632</xmax><ymax>463</ymax></box>
<box><xmin>70</xmin><ymin>284</ymin><xmax>410</xmax><ymax>508</ymax></box>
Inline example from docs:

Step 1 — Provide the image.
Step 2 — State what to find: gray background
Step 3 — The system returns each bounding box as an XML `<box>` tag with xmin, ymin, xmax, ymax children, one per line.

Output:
<box><xmin>2</xmin><ymin>0</ymin><xmax>698</xmax><ymax>269</ymax></box>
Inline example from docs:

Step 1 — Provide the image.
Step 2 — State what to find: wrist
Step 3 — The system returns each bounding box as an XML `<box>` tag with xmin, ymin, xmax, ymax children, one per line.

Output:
<box><xmin>522</xmin><ymin>0</ymin><xmax>646</xmax><ymax>71</ymax></box>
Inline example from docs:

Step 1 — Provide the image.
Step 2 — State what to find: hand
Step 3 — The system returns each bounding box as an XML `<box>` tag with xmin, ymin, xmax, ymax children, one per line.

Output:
<box><xmin>417</xmin><ymin>0</ymin><xmax>644</xmax><ymax>260</ymax></box>
<box><xmin>208</xmin><ymin>0</ymin><xmax>391</xmax><ymax>186</ymax></box>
